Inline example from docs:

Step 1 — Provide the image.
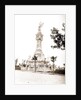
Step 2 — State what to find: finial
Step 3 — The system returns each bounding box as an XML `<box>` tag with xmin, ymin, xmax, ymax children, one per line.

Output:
<box><xmin>38</xmin><ymin>22</ymin><xmax>44</xmax><ymax>31</ymax></box>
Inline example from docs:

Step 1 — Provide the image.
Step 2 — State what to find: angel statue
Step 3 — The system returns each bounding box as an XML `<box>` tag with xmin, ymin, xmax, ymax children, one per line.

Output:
<box><xmin>38</xmin><ymin>22</ymin><xmax>44</xmax><ymax>31</ymax></box>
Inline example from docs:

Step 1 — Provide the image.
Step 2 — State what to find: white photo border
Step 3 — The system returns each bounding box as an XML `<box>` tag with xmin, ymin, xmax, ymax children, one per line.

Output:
<box><xmin>5</xmin><ymin>5</ymin><xmax>76</xmax><ymax>95</ymax></box>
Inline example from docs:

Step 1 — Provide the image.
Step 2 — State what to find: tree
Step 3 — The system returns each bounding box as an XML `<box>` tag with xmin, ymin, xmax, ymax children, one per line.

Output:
<box><xmin>51</xmin><ymin>56</ymin><xmax>57</xmax><ymax>72</ymax></box>
<box><xmin>50</xmin><ymin>23</ymin><xmax>65</xmax><ymax>50</ymax></box>
<box><xmin>32</xmin><ymin>55</ymin><xmax>37</xmax><ymax>72</ymax></box>
<box><xmin>15</xmin><ymin>58</ymin><xmax>18</xmax><ymax>66</ymax></box>
<box><xmin>50</xmin><ymin>24</ymin><xmax>65</xmax><ymax>71</ymax></box>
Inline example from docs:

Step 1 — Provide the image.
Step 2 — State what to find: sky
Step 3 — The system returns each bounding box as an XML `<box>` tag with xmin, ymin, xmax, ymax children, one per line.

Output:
<box><xmin>15</xmin><ymin>14</ymin><xmax>65</xmax><ymax>67</ymax></box>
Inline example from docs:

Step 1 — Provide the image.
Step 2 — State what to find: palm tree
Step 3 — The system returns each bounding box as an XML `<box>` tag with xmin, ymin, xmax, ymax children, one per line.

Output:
<box><xmin>32</xmin><ymin>55</ymin><xmax>37</xmax><ymax>72</ymax></box>
<box><xmin>51</xmin><ymin>56</ymin><xmax>57</xmax><ymax>72</ymax></box>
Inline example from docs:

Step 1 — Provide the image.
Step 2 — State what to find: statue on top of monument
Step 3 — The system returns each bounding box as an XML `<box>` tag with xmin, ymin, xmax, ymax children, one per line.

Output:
<box><xmin>38</xmin><ymin>22</ymin><xmax>44</xmax><ymax>31</ymax></box>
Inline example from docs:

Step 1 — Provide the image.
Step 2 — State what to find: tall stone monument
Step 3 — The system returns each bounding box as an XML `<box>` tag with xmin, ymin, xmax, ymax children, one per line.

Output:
<box><xmin>24</xmin><ymin>22</ymin><xmax>49</xmax><ymax>71</ymax></box>
<box><xmin>34</xmin><ymin>22</ymin><xmax>44</xmax><ymax>60</ymax></box>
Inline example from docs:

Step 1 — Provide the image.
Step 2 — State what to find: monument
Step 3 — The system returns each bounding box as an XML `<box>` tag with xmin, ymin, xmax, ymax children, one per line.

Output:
<box><xmin>21</xmin><ymin>22</ymin><xmax>50</xmax><ymax>71</ymax></box>
<box><xmin>34</xmin><ymin>22</ymin><xmax>44</xmax><ymax>60</ymax></box>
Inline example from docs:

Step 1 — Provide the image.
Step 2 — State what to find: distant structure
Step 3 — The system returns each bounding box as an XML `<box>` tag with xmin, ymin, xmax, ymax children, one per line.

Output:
<box><xmin>34</xmin><ymin>22</ymin><xmax>44</xmax><ymax>60</ymax></box>
<box><xmin>18</xmin><ymin>22</ymin><xmax>50</xmax><ymax>71</ymax></box>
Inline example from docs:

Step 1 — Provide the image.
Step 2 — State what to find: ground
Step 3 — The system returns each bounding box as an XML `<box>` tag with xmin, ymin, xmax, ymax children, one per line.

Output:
<box><xmin>15</xmin><ymin>70</ymin><xmax>65</xmax><ymax>85</ymax></box>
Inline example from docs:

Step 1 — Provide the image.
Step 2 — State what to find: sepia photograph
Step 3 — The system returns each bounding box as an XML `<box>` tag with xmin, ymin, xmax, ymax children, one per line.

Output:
<box><xmin>5</xmin><ymin>5</ymin><xmax>76</xmax><ymax>95</ymax></box>
<box><xmin>15</xmin><ymin>14</ymin><xmax>65</xmax><ymax>85</ymax></box>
